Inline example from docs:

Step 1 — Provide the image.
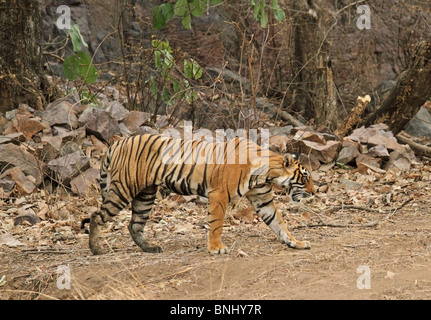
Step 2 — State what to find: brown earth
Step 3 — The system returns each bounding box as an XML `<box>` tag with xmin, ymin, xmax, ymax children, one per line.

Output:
<box><xmin>1</xmin><ymin>164</ymin><xmax>431</xmax><ymax>300</ymax></box>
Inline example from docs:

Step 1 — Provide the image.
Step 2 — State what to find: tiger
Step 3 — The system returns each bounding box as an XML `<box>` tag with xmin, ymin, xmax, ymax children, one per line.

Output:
<box><xmin>82</xmin><ymin>133</ymin><xmax>315</xmax><ymax>255</ymax></box>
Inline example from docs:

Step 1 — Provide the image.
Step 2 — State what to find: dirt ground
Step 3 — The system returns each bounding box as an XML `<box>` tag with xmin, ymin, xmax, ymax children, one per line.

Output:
<box><xmin>1</xmin><ymin>163</ymin><xmax>431</xmax><ymax>300</ymax></box>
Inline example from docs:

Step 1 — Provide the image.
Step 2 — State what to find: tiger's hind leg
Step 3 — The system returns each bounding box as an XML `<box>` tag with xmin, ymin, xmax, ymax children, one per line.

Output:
<box><xmin>129</xmin><ymin>187</ymin><xmax>162</xmax><ymax>253</ymax></box>
<box><xmin>89</xmin><ymin>185</ymin><xmax>133</xmax><ymax>255</ymax></box>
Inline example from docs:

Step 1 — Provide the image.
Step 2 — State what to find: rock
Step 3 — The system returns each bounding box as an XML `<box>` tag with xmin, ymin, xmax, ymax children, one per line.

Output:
<box><xmin>79</xmin><ymin>108</ymin><xmax>120</xmax><ymax>143</ymax></box>
<box><xmin>0</xmin><ymin>167</ymin><xmax>36</xmax><ymax>195</ymax></box>
<box><xmin>346</xmin><ymin>126</ymin><xmax>379</xmax><ymax>144</ymax></box>
<box><xmin>0</xmin><ymin>132</ymin><xmax>26</xmax><ymax>145</ymax></box>
<box><xmin>404</xmin><ymin>106</ymin><xmax>431</xmax><ymax>137</ymax></box>
<box><xmin>0</xmin><ymin>176</ymin><xmax>15</xmax><ymax>193</ymax></box>
<box><xmin>60</xmin><ymin>141</ymin><xmax>80</xmax><ymax>156</ymax></box>
<box><xmin>346</xmin><ymin>125</ymin><xmax>407</xmax><ymax>152</ymax></box>
<box><xmin>89</xmin><ymin>135</ymin><xmax>108</xmax><ymax>155</ymax></box>
<box><xmin>293</xmin><ymin>129</ymin><xmax>327</xmax><ymax>145</ymax></box>
<box><xmin>105</xmin><ymin>101</ymin><xmax>129</xmax><ymax>122</ymax></box>
<box><xmin>122</xmin><ymin>111</ymin><xmax>151</xmax><ymax>132</ymax></box>
<box><xmin>70</xmin><ymin>167</ymin><xmax>100</xmax><ymax>196</ymax></box>
<box><xmin>0</xmin><ymin>231</ymin><xmax>24</xmax><ymax>247</ymax></box>
<box><xmin>383</xmin><ymin>150</ymin><xmax>413</xmax><ymax>172</ymax></box>
<box><xmin>0</xmin><ymin>143</ymin><xmax>44</xmax><ymax>186</ymax></box>
<box><xmin>47</xmin><ymin>150</ymin><xmax>90</xmax><ymax>185</ymax></box>
<box><xmin>41</xmin><ymin>101</ymin><xmax>79</xmax><ymax>129</ymax></box>
<box><xmin>0</xmin><ymin>115</ymin><xmax>8</xmax><ymax>133</ymax></box>
<box><xmin>367</xmin><ymin>145</ymin><xmax>390</xmax><ymax>161</ymax></box>
<box><xmin>297</xmin><ymin>139</ymin><xmax>341</xmax><ymax>164</ymax></box>
<box><xmin>155</xmin><ymin>115</ymin><xmax>168</xmax><ymax>129</ymax></box>
<box><xmin>118</xmin><ymin>122</ymin><xmax>133</xmax><ymax>136</ymax></box>
<box><xmin>58</xmin><ymin>126</ymin><xmax>87</xmax><ymax>146</ymax></box>
<box><xmin>269</xmin><ymin>125</ymin><xmax>293</xmax><ymax>136</ymax></box>
<box><xmin>13</xmin><ymin>114</ymin><xmax>45</xmax><ymax>140</ymax></box>
<box><xmin>269</xmin><ymin>135</ymin><xmax>290</xmax><ymax>153</ymax></box>
<box><xmin>337</xmin><ymin>144</ymin><xmax>360</xmax><ymax>165</ymax></box>
<box><xmin>299</xmin><ymin>153</ymin><xmax>321</xmax><ymax>171</ymax></box>
<box><xmin>136</xmin><ymin>126</ymin><xmax>159</xmax><ymax>135</ymax></box>
<box><xmin>353</xmin><ymin>162</ymin><xmax>386</xmax><ymax>175</ymax></box>
<box><xmin>40</xmin><ymin>135</ymin><xmax>62</xmax><ymax>162</ymax></box>
<box><xmin>367</xmin><ymin>131</ymin><xmax>403</xmax><ymax>152</ymax></box>
<box><xmin>339</xmin><ymin>178</ymin><xmax>361</xmax><ymax>190</ymax></box>
<box><xmin>355</xmin><ymin>154</ymin><xmax>382</xmax><ymax>168</ymax></box>
<box><xmin>14</xmin><ymin>212</ymin><xmax>40</xmax><ymax>226</ymax></box>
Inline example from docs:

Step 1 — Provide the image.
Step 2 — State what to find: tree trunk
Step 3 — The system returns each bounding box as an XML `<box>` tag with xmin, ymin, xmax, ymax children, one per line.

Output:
<box><xmin>0</xmin><ymin>0</ymin><xmax>52</xmax><ymax>114</ymax></box>
<box><xmin>291</xmin><ymin>0</ymin><xmax>339</xmax><ymax>130</ymax></box>
<box><xmin>360</xmin><ymin>41</ymin><xmax>431</xmax><ymax>135</ymax></box>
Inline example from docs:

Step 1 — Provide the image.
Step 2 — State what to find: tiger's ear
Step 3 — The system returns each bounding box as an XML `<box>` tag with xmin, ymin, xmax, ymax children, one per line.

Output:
<box><xmin>283</xmin><ymin>153</ymin><xmax>298</xmax><ymax>167</ymax></box>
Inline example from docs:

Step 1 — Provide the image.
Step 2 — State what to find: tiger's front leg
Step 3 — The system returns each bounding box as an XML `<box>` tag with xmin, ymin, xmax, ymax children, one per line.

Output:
<box><xmin>207</xmin><ymin>190</ymin><xmax>229</xmax><ymax>254</ymax></box>
<box><xmin>246</xmin><ymin>186</ymin><xmax>310</xmax><ymax>250</ymax></box>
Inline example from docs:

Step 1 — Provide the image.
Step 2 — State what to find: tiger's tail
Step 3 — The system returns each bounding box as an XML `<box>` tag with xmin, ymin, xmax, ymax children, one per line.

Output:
<box><xmin>81</xmin><ymin>146</ymin><xmax>113</xmax><ymax>233</ymax></box>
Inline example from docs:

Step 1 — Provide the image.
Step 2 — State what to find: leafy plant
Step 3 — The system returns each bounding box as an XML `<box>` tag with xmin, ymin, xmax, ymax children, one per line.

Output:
<box><xmin>152</xmin><ymin>0</ymin><xmax>285</xmax><ymax>30</ymax></box>
<box><xmin>62</xmin><ymin>24</ymin><xmax>98</xmax><ymax>84</ymax></box>
<box><xmin>251</xmin><ymin>0</ymin><xmax>286</xmax><ymax>28</ymax></box>
<box><xmin>151</xmin><ymin>39</ymin><xmax>203</xmax><ymax>108</ymax></box>
<box><xmin>153</xmin><ymin>0</ymin><xmax>223</xmax><ymax>30</ymax></box>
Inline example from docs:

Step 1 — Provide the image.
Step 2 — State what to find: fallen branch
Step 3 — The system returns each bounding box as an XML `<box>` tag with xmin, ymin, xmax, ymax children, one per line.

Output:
<box><xmin>277</xmin><ymin>110</ymin><xmax>304</xmax><ymax>127</ymax></box>
<box><xmin>396</xmin><ymin>132</ymin><xmax>431</xmax><ymax>157</ymax></box>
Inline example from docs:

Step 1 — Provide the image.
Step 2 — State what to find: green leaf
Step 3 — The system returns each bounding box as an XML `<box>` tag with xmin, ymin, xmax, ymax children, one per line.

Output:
<box><xmin>184</xmin><ymin>59</ymin><xmax>193</xmax><ymax>78</ymax></box>
<box><xmin>252</xmin><ymin>1</ymin><xmax>260</xmax><ymax>20</ymax></box>
<box><xmin>160</xmin><ymin>3</ymin><xmax>174</xmax><ymax>21</ymax></box>
<box><xmin>152</xmin><ymin>39</ymin><xmax>172</xmax><ymax>53</ymax></box>
<box><xmin>172</xmin><ymin>79</ymin><xmax>183</xmax><ymax>94</ymax></box>
<box><xmin>154</xmin><ymin>50</ymin><xmax>162</xmax><ymax>68</ymax></box>
<box><xmin>63</xmin><ymin>55</ymin><xmax>79</xmax><ymax>81</ymax></box>
<box><xmin>184</xmin><ymin>59</ymin><xmax>202</xmax><ymax>80</ymax></box>
<box><xmin>270</xmin><ymin>0</ymin><xmax>280</xmax><ymax>9</ymax></box>
<box><xmin>152</xmin><ymin>6</ymin><xmax>166</xmax><ymax>29</ymax></box>
<box><xmin>152</xmin><ymin>3</ymin><xmax>174</xmax><ymax>29</ymax></box>
<box><xmin>211</xmin><ymin>0</ymin><xmax>223</xmax><ymax>4</ymax></box>
<box><xmin>76</xmin><ymin>51</ymin><xmax>98</xmax><ymax>84</ymax></box>
<box><xmin>148</xmin><ymin>77</ymin><xmax>158</xmax><ymax>99</ymax></box>
<box><xmin>162</xmin><ymin>87</ymin><xmax>174</xmax><ymax>106</ymax></box>
<box><xmin>274</xmin><ymin>8</ymin><xmax>285</xmax><ymax>21</ymax></box>
<box><xmin>62</xmin><ymin>51</ymin><xmax>98</xmax><ymax>84</ymax></box>
<box><xmin>68</xmin><ymin>24</ymin><xmax>88</xmax><ymax>53</ymax></box>
<box><xmin>189</xmin><ymin>0</ymin><xmax>205</xmax><ymax>17</ymax></box>
<box><xmin>182</xmin><ymin>12</ymin><xmax>192</xmax><ymax>29</ymax></box>
<box><xmin>174</xmin><ymin>0</ymin><xmax>188</xmax><ymax>16</ymax></box>
<box><xmin>260</xmin><ymin>10</ymin><xmax>268</xmax><ymax>28</ymax></box>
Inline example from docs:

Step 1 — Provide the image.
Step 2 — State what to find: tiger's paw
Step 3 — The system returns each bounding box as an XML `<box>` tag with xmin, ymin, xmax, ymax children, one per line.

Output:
<box><xmin>89</xmin><ymin>244</ymin><xmax>105</xmax><ymax>255</ymax></box>
<box><xmin>285</xmin><ymin>240</ymin><xmax>311</xmax><ymax>250</ymax></box>
<box><xmin>141</xmin><ymin>245</ymin><xmax>163</xmax><ymax>253</ymax></box>
<box><xmin>208</xmin><ymin>244</ymin><xmax>229</xmax><ymax>255</ymax></box>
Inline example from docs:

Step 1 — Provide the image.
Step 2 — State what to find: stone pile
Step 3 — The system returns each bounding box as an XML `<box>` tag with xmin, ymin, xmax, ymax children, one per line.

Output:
<box><xmin>0</xmin><ymin>95</ymin><xmax>422</xmax><ymax>200</ymax></box>
<box><xmin>0</xmin><ymin>94</ymin><xmax>158</xmax><ymax>200</ymax></box>
<box><xmin>268</xmin><ymin>123</ymin><xmax>418</xmax><ymax>173</ymax></box>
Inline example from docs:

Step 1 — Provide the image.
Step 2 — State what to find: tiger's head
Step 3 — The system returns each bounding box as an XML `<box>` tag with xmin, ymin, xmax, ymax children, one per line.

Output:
<box><xmin>268</xmin><ymin>152</ymin><xmax>315</xmax><ymax>203</ymax></box>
